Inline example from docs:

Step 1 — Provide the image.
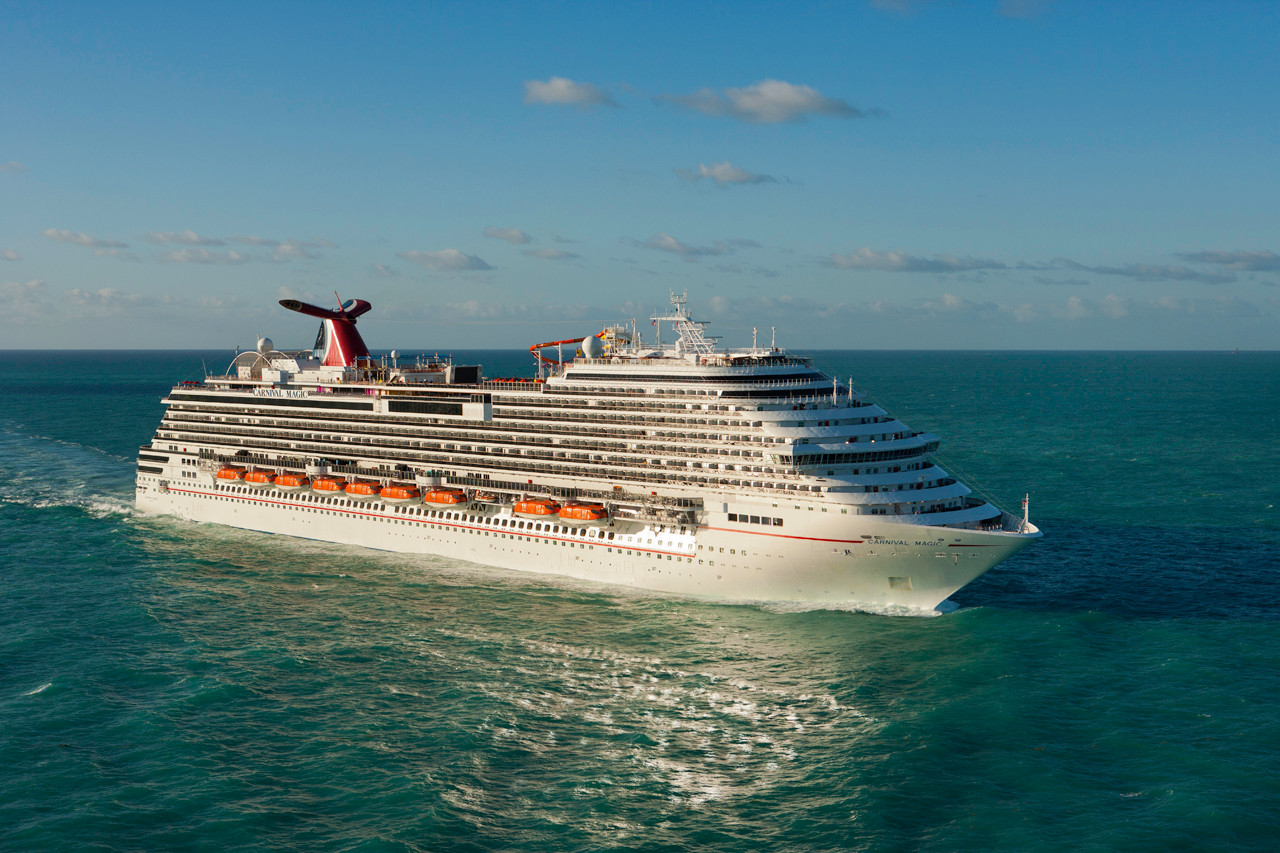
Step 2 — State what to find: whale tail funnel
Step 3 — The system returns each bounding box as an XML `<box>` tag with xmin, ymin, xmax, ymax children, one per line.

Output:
<box><xmin>279</xmin><ymin>297</ymin><xmax>372</xmax><ymax>367</ymax></box>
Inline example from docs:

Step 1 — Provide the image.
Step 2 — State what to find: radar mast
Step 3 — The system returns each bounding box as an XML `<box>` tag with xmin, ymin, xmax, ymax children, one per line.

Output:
<box><xmin>649</xmin><ymin>290</ymin><xmax>720</xmax><ymax>355</ymax></box>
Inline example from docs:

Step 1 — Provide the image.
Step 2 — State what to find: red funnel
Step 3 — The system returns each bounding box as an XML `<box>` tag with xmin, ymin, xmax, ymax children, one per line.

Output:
<box><xmin>279</xmin><ymin>298</ymin><xmax>372</xmax><ymax>367</ymax></box>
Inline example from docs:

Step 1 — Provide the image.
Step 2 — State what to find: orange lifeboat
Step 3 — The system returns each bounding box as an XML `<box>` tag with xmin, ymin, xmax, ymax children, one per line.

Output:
<box><xmin>381</xmin><ymin>484</ymin><xmax>422</xmax><ymax>502</ymax></box>
<box><xmin>424</xmin><ymin>488</ymin><xmax>467</xmax><ymax>506</ymax></box>
<box><xmin>558</xmin><ymin>504</ymin><xmax>610</xmax><ymax>526</ymax></box>
<box><xmin>244</xmin><ymin>470</ymin><xmax>276</xmax><ymax>487</ymax></box>
<box><xmin>311</xmin><ymin>476</ymin><xmax>347</xmax><ymax>493</ymax></box>
<box><xmin>473</xmin><ymin>491</ymin><xmax>499</xmax><ymax>503</ymax></box>
<box><xmin>514</xmin><ymin>498</ymin><xmax>561</xmax><ymax>519</ymax></box>
<box><xmin>216</xmin><ymin>466</ymin><xmax>246</xmax><ymax>481</ymax></box>
<box><xmin>274</xmin><ymin>473</ymin><xmax>310</xmax><ymax>490</ymax></box>
<box><xmin>344</xmin><ymin>480</ymin><xmax>381</xmax><ymax>499</ymax></box>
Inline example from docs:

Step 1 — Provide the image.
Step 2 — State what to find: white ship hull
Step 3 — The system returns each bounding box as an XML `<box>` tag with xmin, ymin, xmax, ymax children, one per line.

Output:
<box><xmin>137</xmin><ymin>471</ymin><xmax>1036</xmax><ymax>611</ymax></box>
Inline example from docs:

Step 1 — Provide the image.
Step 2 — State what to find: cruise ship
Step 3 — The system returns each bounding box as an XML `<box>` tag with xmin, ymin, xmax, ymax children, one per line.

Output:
<box><xmin>135</xmin><ymin>293</ymin><xmax>1041</xmax><ymax>611</ymax></box>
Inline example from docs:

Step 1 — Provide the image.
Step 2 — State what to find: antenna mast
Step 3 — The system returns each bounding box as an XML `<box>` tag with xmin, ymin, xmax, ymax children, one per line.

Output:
<box><xmin>648</xmin><ymin>290</ymin><xmax>718</xmax><ymax>355</ymax></box>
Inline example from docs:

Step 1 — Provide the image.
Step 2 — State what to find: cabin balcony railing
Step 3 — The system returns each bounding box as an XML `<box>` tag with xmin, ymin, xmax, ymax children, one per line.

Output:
<box><xmin>162</xmin><ymin>413</ymin><xmax>774</xmax><ymax>461</ymax></box>
<box><xmin>167</xmin><ymin>395</ymin><xmax>770</xmax><ymax>433</ymax></box>
<box><xmin>165</xmin><ymin>419</ymin><xmax>929</xmax><ymax>481</ymax></box>
<box><xmin>170</xmin><ymin>423</ymin><xmax>787</xmax><ymax>477</ymax></box>
<box><xmin>171</xmin><ymin>428</ymin><xmax>831</xmax><ymax>495</ymax></box>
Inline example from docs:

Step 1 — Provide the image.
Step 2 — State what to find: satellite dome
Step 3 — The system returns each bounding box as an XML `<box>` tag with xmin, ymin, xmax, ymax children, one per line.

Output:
<box><xmin>581</xmin><ymin>335</ymin><xmax>604</xmax><ymax>358</ymax></box>
<box><xmin>257</xmin><ymin>336</ymin><xmax>274</xmax><ymax>354</ymax></box>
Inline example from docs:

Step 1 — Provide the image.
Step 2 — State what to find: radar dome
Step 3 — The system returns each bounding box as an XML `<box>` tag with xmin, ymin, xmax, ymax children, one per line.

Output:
<box><xmin>581</xmin><ymin>335</ymin><xmax>604</xmax><ymax>358</ymax></box>
<box><xmin>257</xmin><ymin>336</ymin><xmax>274</xmax><ymax>354</ymax></box>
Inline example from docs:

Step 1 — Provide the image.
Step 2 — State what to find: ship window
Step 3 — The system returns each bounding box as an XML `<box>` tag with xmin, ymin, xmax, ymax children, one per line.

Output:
<box><xmin>728</xmin><ymin>513</ymin><xmax>738</xmax><ymax>521</ymax></box>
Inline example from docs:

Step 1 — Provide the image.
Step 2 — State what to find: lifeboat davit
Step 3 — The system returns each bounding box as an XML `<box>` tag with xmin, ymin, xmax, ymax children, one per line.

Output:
<box><xmin>514</xmin><ymin>498</ymin><xmax>561</xmax><ymax>519</ymax></box>
<box><xmin>344</xmin><ymin>481</ymin><xmax>381</xmax><ymax>499</ymax></box>
<box><xmin>381</xmin><ymin>484</ymin><xmax>422</xmax><ymax>502</ymax></box>
<box><xmin>216</xmin><ymin>466</ymin><xmax>246</xmax><ymax>481</ymax></box>
<box><xmin>244</xmin><ymin>470</ymin><xmax>276</xmax><ymax>487</ymax></box>
<box><xmin>558</xmin><ymin>504</ymin><xmax>610</xmax><ymax>526</ymax></box>
<box><xmin>274</xmin><ymin>473</ymin><xmax>310</xmax><ymax>490</ymax></box>
<box><xmin>424</xmin><ymin>488</ymin><xmax>467</xmax><ymax>506</ymax></box>
<box><xmin>311</xmin><ymin>476</ymin><xmax>347</xmax><ymax>493</ymax></box>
